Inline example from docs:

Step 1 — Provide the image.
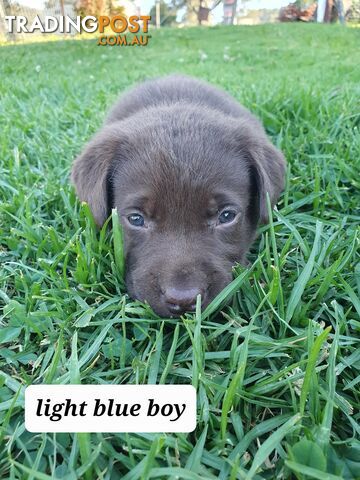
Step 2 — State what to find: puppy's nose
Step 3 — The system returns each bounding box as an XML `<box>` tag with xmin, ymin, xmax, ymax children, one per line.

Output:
<box><xmin>164</xmin><ymin>287</ymin><xmax>202</xmax><ymax>315</ymax></box>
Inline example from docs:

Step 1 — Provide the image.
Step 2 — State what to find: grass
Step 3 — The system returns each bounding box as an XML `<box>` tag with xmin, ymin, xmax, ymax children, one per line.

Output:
<box><xmin>0</xmin><ymin>23</ymin><xmax>359</xmax><ymax>479</ymax></box>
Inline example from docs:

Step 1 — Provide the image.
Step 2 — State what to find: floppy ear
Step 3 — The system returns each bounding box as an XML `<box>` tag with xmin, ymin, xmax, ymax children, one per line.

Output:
<box><xmin>249</xmin><ymin>140</ymin><xmax>286</xmax><ymax>224</ymax></box>
<box><xmin>71</xmin><ymin>127</ymin><xmax>120</xmax><ymax>226</ymax></box>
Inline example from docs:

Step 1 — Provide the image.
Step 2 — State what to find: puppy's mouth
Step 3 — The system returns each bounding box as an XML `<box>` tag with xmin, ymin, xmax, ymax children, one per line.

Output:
<box><xmin>127</xmin><ymin>283</ymin><xmax>209</xmax><ymax>318</ymax></box>
<box><xmin>159</xmin><ymin>285</ymin><xmax>211</xmax><ymax>317</ymax></box>
<box><xmin>126</xmin><ymin>269</ymin><xmax>231</xmax><ymax>318</ymax></box>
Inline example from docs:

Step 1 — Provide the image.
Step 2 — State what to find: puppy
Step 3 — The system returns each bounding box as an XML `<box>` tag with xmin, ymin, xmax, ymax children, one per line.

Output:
<box><xmin>72</xmin><ymin>75</ymin><xmax>286</xmax><ymax>317</ymax></box>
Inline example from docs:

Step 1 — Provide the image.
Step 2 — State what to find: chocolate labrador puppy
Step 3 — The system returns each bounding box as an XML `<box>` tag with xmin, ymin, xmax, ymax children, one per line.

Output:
<box><xmin>72</xmin><ymin>75</ymin><xmax>286</xmax><ymax>317</ymax></box>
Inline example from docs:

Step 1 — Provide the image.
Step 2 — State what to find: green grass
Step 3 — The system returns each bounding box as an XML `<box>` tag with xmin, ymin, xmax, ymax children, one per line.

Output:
<box><xmin>0</xmin><ymin>23</ymin><xmax>359</xmax><ymax>479</ymax></box>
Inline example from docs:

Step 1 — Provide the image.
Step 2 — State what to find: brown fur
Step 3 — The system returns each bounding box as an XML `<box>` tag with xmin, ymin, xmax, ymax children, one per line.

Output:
<box><xmin>72</xmin><ymin>75</ymin><xmax>286</xmax><ymax>317</ymax></box>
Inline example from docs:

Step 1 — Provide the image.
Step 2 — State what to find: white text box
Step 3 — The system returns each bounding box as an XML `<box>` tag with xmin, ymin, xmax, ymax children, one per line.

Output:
<box><xmin>25</xmin><ymin>385</ymin><xmax>196</xmax><ymax>433</ymax></box>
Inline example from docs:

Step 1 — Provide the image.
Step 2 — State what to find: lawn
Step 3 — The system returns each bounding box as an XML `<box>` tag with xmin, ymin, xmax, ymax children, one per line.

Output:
<box><xmin>0</xmin><ymin>23</ymin><xmax>359</xmax><ymax>479</ymax></box>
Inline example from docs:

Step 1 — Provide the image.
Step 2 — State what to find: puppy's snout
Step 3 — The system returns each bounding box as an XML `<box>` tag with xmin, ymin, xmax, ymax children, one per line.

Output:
<box><xmin>164</xmin><ymin>287</ymin><xmax>203</xmax><ymax>315</ymax></box>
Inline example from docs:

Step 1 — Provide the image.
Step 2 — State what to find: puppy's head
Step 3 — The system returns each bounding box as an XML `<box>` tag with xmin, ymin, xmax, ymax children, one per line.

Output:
<box><xmin>72</xmin><ymin>105</ymin><xmax>286</xmax><ymax>317</ymax></box>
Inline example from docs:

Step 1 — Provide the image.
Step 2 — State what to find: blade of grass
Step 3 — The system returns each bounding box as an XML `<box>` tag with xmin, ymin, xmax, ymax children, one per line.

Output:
<box><xmin>316</xmin><ymin>321</ymin><xmax>339</xmax><ymax>453</ymax></box>
<box><xmin>112</xmin><ymin>207</ymin><xmax>125</xmax><ymax>281</ymax></box>
<box><xmin>148</xmin><ymin>323</ymin><xmax>164</xmax><ymax>384</ymax></box>
<box><xmin>245</xmin><ymin>414</ymin><xmax>301</xmax><ymax>480</ymax></box>
<box><xmin>286</xmin><ymin>220</ymin><xmax>323</xmax><ymax>324</ymax></box>
<box><xmin>160</xmin><ymin>323</ymin><xmax>179</xmax><ymax>384</ymax></box>
<box><xmin>44</xmin><ymin>332</ymin><xmax>64</xmax><ymax>383</ymax></box>
<box><xmin>300</xmin><ymin>326</ymin><xmax>331</xmax><ymax>415</ymax></box>
<box><xmin>285</xmin><ymin>460</ymin><xmax>343</xmax><ymax>480</ymax></box>
<box><xmin>185</xmin><ymin>425</ymin><xmax>208</xmax><ymax>473</ymax></box>
<box><xmin>202</xmin><ymin>262</ymin><xmax>256</xmax><ymax>319</ymax></box>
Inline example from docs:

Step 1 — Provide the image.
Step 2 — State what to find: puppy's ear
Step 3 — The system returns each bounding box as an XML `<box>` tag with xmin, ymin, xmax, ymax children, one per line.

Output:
<box><xmin>71</xmin><ymin>127</ymin><xmax>120</xmax><ymax>226</ymax></box>
<box><xmin>249</xmin><ymin>140</ymin><xmax>286</xmax><ymax>224</ymax></box>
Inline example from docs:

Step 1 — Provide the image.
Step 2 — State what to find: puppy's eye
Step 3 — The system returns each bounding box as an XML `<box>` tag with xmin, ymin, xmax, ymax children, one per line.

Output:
<box><xmin>218</xmin><ymin>210</ymin><xmax>236</xmax><ymax>224</ymax></box>
<box><xmin>127</xmin><ymin>214</ymin><xmax>145</xmax><ymax>227</ymax></box>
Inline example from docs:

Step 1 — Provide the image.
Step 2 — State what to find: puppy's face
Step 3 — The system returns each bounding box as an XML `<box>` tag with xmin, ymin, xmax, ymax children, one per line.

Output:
<box><xmin>113</xmin><ymin>149</ymin><xmax>255</xmax><ymax>317</ymax></box>
<box><xmin>72</xmin><ymin>105</ymin><xmax>286</xmax><ymax>317</ymax></box>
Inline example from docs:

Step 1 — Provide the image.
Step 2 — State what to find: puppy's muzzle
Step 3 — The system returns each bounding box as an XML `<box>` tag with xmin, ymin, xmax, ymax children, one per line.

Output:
<box><xmin>163</xmin><ymin>286</ymin><xmax>204</xmax><ymax>316</ymax></box>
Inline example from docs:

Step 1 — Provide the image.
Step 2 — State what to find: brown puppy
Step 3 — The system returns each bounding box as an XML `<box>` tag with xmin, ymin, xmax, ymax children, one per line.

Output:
<box><xmin>72</xmin><ymin>75</ymin><xmax>286</xmax><ymax>317</ymax></box>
